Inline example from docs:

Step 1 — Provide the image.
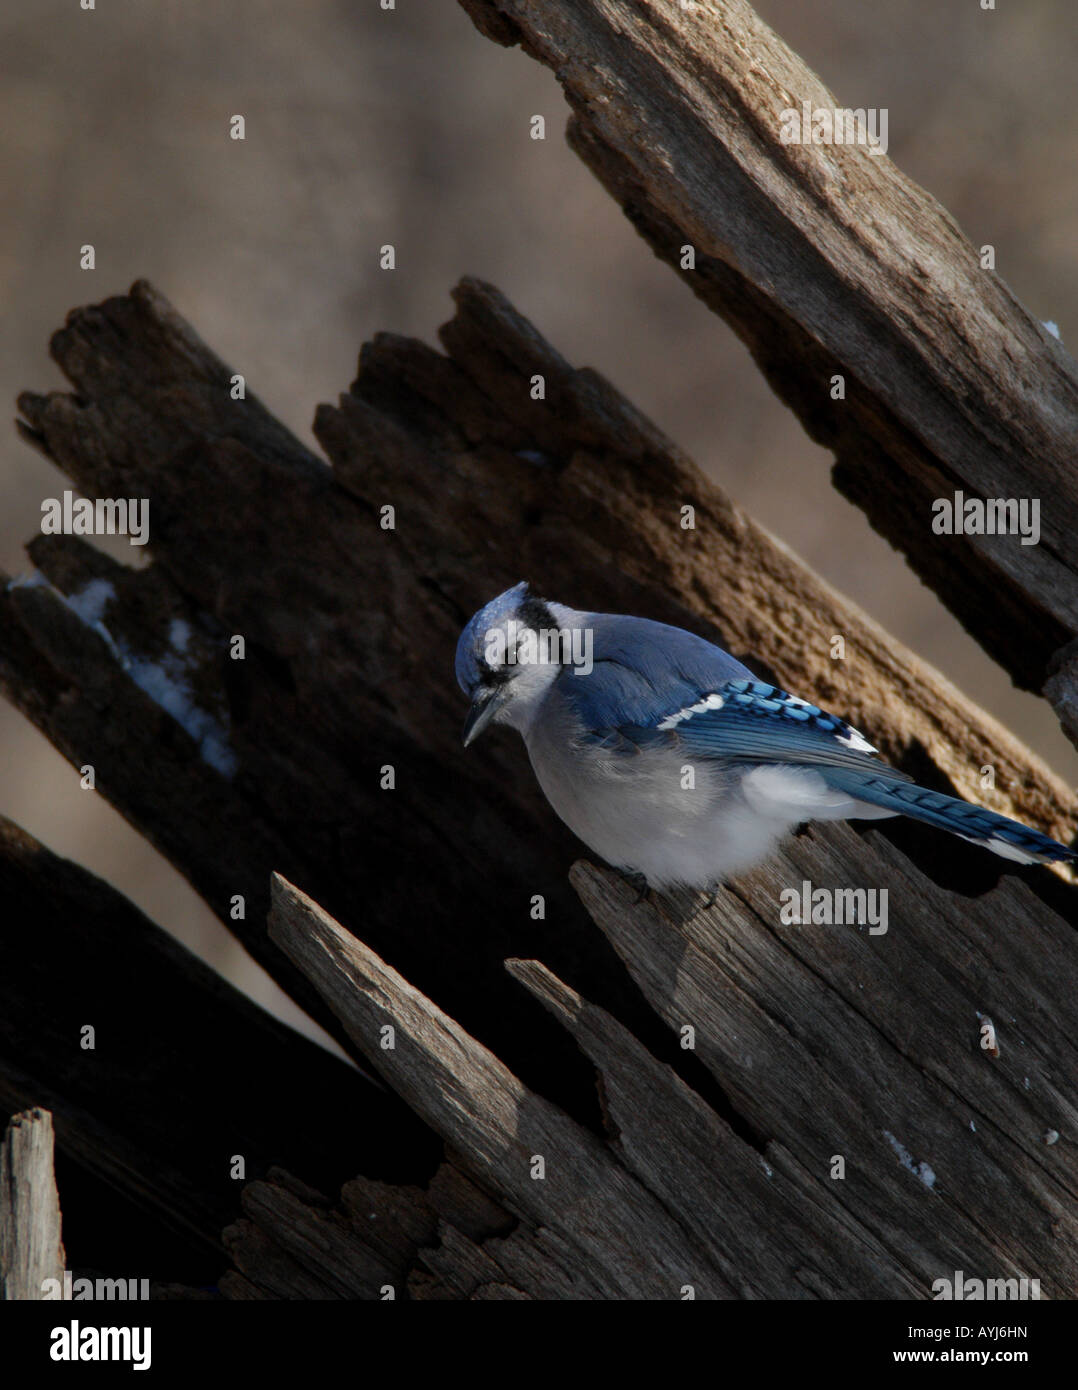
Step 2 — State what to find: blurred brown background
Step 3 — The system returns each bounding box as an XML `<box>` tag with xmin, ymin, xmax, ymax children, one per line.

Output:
<box><xmin>2</xmin><ymin>0</ymin><xmax>1075</xmax><ymax>1047</ymax></box>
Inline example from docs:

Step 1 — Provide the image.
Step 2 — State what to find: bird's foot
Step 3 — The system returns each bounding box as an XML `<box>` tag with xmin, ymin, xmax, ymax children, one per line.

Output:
<box><xmin>700</xmin><ymin>884</ymin><xmax>719</xmax><ymax>910</ymax></box>
<box><xmin>621</xmin><ymin>869</ymin><xmax>651</xmax><ymax>903</ymax></box>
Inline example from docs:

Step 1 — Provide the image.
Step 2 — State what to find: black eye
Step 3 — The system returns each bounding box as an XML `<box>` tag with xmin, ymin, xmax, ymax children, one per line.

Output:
<box><xmin>485</xmin><ymin>663</ymin><xmax>513</xmax><ymax>687</ymax></box>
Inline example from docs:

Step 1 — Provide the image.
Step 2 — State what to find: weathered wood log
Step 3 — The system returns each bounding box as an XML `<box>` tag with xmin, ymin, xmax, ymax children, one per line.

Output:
<box><xmin>6</xmin><ymin>278</ymin><xmax>1076</xmax><ymax>1295</ymax></box>
<box><xmin>9</xmin><ymin>280</ymin><xmax>1074</xmax><ymax>922</ymax></box>
<box><xmin>267</xmin><ymin>873</ymin><xmax>736</xmax><ymax>1299</ymax></box>
<box><xmin>220</xmin><ymin>1162</ymin><xmax>516</xmax><ymax>1300</ymax></box>
<box><xmin>244</xmin><ymin>872</ymin><xmax>1074</xmax><ymax>1298</ymax></box>
<box><xmin>0</xmin><ymin>1109</ymin><xmax>65</xmax><ymax>1300</ymax></box>
<box><xmin>459</xmin><ymin>0</ymin><xmax>1078</xmax><ymax>741</ymax></box>
<box><xmin>572</xmin><ymin>845</ymin><xmax>1078</xmax><ymax>1296</ymax></box>
<box><xmin>0</xmin><ymin>815</ymin><xmax>436</xmax><ymax>1273</ymax></box>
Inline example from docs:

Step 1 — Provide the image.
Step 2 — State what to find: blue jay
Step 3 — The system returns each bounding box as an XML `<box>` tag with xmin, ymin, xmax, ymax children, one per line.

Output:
<box><xmin>455</xmin><ymin>582</ymin><xmax>1077</xmax><ymax>890</ymax></box>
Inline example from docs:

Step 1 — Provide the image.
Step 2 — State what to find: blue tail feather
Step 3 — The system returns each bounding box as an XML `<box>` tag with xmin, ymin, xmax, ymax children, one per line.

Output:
<box><xmin>823</xmin><ymin>770</ymin><xmax>1077</xmax><ymax>866</ymax></box>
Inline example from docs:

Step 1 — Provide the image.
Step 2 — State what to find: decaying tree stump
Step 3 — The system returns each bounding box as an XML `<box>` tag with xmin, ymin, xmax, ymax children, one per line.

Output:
<box><xmin>2</xmin><ymin>276</ymin><xmax>1074</xmax><ymax>1298</ymax></box>
<box><xmin>3</xmin><ymin>0</ymin><xmax>1076</xmax><ymax>1301</ymax></box>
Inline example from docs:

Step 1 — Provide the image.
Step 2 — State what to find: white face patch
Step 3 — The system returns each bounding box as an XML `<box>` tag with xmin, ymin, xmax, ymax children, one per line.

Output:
<box><xmin>656</xmin><ymin>692</ymin><xmax>725</xmax><ymax>731</ymax></box>
<box><xmin>488</xmin><ymin>651</ymin><xmax>563</xmax><ymax>735</ymax></box>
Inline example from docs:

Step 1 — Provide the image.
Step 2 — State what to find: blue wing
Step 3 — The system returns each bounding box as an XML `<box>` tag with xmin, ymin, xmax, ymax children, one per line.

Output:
<box><xmin>568</xmin><ymin>660</ymin><xmax>908</xmax><ymax>782</ymax></box>
<box><xmin>559</xmin><ymin>613</ymin><xmax>757</xmax><ymax>733</ymax></box>
<box><xmin>549</xmin><ymin>616</ymin><xmax>1077</xmax><ymax>863</ymax></box>
<box><xmin>643</xmin><ymin>679</ymin><xmax>909</xmax><ymax>779</ymax></box>
<box><xmin>574</xmin><ymin>673</ymin><xmax>1076</xmax><ymax>864</ymax></box>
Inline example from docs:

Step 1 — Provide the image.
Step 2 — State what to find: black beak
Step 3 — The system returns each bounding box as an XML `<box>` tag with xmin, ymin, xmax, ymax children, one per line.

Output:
<box><xmin>462</xmin><ymin>686</ymin><xmax>509</xmax><ymax>747</ymax></box>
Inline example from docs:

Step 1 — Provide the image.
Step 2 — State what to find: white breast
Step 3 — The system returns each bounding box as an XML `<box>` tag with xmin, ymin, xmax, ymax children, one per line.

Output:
<box><xmin>523</xmin><ymin>706</ymin><xmax>897</xmax><ymax>888</ymax></box>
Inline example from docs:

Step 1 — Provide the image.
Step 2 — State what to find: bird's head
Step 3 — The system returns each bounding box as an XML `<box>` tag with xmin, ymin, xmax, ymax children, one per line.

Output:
<box><xmin>455</xmin><ymin>581</ymin><xmax>569</xmax><ymax>745</ymax></box>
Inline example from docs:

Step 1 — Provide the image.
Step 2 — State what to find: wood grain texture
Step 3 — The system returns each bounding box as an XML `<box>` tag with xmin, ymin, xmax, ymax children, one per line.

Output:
<box><xmin>571</xmin><ymin>830</ymin><xmax>1078</xmax><ymax>1298</ymax></box>
<box><xmin>0</xmin><ymin>1109</ymin><xmax>65</xmax><ymax>1300</ymax></box>
<box><xmin>504</xmin><ymin>958</ymin><xmax>918</xmax><ymax>1298</ymax></box>
<box><xmin>268</xmin><ymin>873</ymin><xmax>733</xmax><ymax>1298</ymax></box>
<box><xmin>0</xmin><ymin>815</ymin><xmax>434</xmax><ymax>1268</ymax></box>
<box><xmin>459</xmin><ymin>0</ymin><xmax>1078</xmax><ymax>732</ymax></box>
<box><xmin>6</xmin><ymin>279</ymin><xmax>1077</xmax><ymax>1297</ymax></box>
<box><xmin>242</xmin><ymin>873</ymin><xmax>1077</xmax><ymax>1298</ymax></box>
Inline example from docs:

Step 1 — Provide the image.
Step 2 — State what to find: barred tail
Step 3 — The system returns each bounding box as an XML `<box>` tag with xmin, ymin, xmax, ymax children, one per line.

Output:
<box><xmin>823</xmin><ymin>771</ymin><xmax>1077</xmax><ymax>866</ymax></box>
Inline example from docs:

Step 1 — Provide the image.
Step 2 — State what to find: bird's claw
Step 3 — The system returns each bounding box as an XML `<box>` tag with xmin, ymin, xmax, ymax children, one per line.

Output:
<box><xmin>622</xmin><ymin>870</ymin><xmax>651</xmax><ymax>903</ymax></box>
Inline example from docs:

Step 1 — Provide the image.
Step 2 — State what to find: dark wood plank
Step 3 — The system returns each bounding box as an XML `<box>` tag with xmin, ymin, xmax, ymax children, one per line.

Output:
<box><xmin>268</xmin><ymin>873</ymin><xmax>737</xmax><ymax>1298</ymax></box>
<box><xmin>459</xmin><ymin>0</ymin><xmax>1078</xmax><ymax>729</ymax></box>
<box><xmin>570</xmin><ymin>827</ymin><xmax>1078</xmax><ymax>1297</ymax></box>
<box><xmin>0</xmin><ymin>815</ymin><xmax>435</xmax><ymax>1267</ymax></box>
